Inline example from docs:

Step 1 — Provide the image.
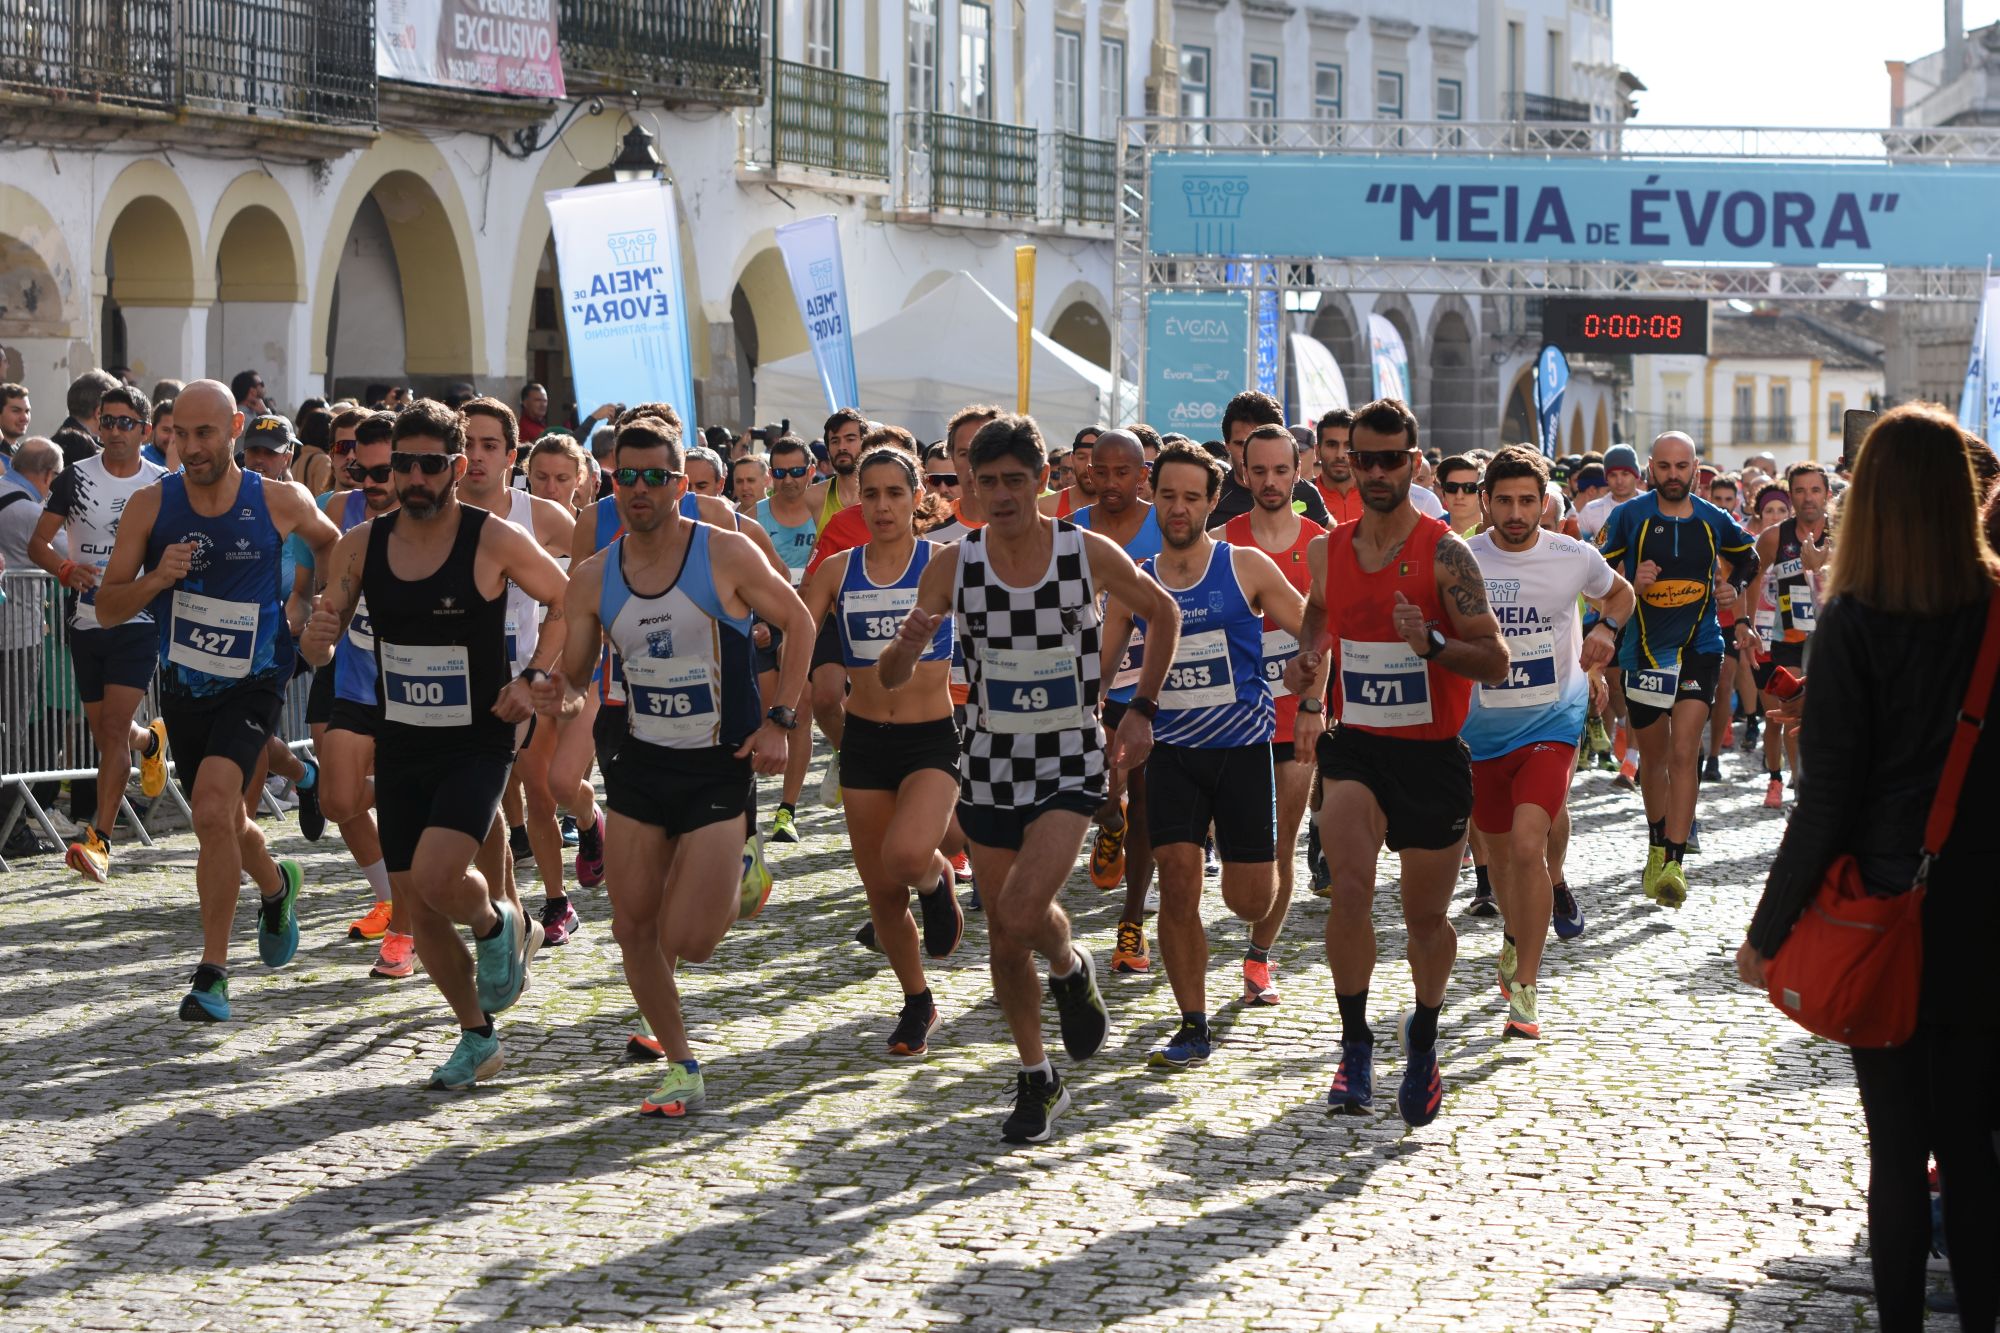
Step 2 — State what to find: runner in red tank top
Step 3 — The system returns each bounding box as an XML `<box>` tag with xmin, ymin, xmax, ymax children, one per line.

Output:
<box><xmin>1284</xmin><ymin>398</ymin><xmax>1509</xmax><ymax>1129</ymax></box>
<box><xmin>1221</xmin><ymin>426</ymin><xmax>1328</xmax><ymax>1007</ymax></box>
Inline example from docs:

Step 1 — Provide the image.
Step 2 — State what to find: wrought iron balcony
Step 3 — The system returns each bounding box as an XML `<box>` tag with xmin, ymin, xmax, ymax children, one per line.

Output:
<box><xmin>899</xmin><ymin>111</ymin><xmax>1039</xmax><ymax>219</ymax></box>
<box><xmin>1042</xmin><ymin>131</ymin><xmax>1116</xmax><ymax>226</ymax></box>
<box><xmin>0</xmin><ymin>0</ymin><xmax>374</xmax><ymax>125</ymax></box>
<box><xmin>1506</xmin><ymin>91</ymin><xmax>1593</xmax><ymax>123</ymax></box>
<box><xmin>561</xmin><ymin>0</ymin><xmax>762</xmax><ymax>105</ymax></box>
<box><xmin>765</xmin><ymin>57</ymin><xmax>889</xmax><ymax>180</ymax></box>
<box><xmin>1725</xmin><ymin>415</ymin><xmax>1798</xmax><ymax>444</ymax></box>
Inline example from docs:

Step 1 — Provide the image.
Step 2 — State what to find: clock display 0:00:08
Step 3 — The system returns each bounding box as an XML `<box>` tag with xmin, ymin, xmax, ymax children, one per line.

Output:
<box><xmin>1581</xmin><ymin>312</ymin><xmax>1683</xmax><ymax>340</ymax></box>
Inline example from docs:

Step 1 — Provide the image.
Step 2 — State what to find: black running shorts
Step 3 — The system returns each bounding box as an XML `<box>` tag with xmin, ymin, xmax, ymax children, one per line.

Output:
<box><xmin>839</xmin><ymin>714</ymin><xmax>960</xmax><ymax>792</ymax></box>
<box><xmin>1146</xmin><ymin>741</ymin><xmax>1276</xmax><ymax>861</ymax></box>
<box><xmin>1626</xmin><ymin>651</ymin><xmax>1723</xmax><ymax>730</ymax></box>
<box><xmin>159</xmin><ymin>681</ymin><xmax>285</xmax><ymax>799</ymax></box>
<box><xmin>374</xmin><ymin>742</ymin><xmax>512</xmax><ymax>873</ymax></box>
<box><xmin>1316</xmin><ymin>725</ymin><xmax>1472</xmax><ymax>853</ymax></box>
<box><xmin>604</xmin><ymin>739</ymin><xmax>753</xmax><ymax>839</ymax></box>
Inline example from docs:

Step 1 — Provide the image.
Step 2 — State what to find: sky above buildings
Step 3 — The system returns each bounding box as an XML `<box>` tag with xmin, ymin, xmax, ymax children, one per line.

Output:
<box><xmin>1620</xmin><ymin>1</ymin><xmax>2000</xmax><ymax>126</ymax></box>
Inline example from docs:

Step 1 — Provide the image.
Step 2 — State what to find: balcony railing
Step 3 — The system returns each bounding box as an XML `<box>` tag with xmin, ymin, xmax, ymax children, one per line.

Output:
<box><xmin>181</xmin><ymin>0</ymin><xmax>375</xmax><ymax>125</ymax></box>
<box><xmin>768</xmin><ymin>57</ymin><xmax>888</xmax><ymax>180</ymax></box>
<box><xmin>1042</xmin><ymin>131</ymin><xmax>1116</xmax><ymax>226</ymax></box>
<box><xmin>561</xmin><ymin>0</ymin><xmax>762</xmax><ymax>105</ymax></box>
<box><xmin>1725</xmin><ymin>415</ymin><xmax>1798</xmax><ymax>444</ymax></box>
<box><xmin>1506</xmin><ymin>92</ymin><xmax>1593</xmax><ymax>123</ymax></box>
<box><xmin>0</xmin><ymin>0</ymin><xmax>373</xmax><ymax>125</ymax></box>
<box><xmin>900</xmin><ymin>111</ymin><xmax>1039</xmax><ymax>218</ymax></box>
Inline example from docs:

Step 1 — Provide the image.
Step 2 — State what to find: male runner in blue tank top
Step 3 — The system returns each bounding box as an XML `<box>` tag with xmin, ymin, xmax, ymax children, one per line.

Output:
<box><xmin>95</xmin><ymin>380</ymin><xmax>341</xmax><ymax>1023</ymax></box>
<box><xmin>536</xmin><ymin>417</ymin><xmax>812</xmax><ymax>1118</ymax></box>
<box><xmin>301</xmin><ymin>399</ymin><xmax>572</xmax><ymax>1090</ymax></box>
<box><xmin>1100</xmin><ymin>441</ymin><xmax>1307</xmax><ymax>1070</ymax></box>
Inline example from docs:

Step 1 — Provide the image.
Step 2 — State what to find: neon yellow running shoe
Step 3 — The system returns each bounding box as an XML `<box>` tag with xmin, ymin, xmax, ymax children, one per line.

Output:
<box><xmin>1654</xmin><ymin>860</ymin><xmax>1689</xmax><ymax>910</ymax></box>
<box><xmin>639</xmin><ymin>1062</ymin><xmax>705</xmax><ymax>1118</ymax></box>
<box><xmin>738</xmin><ymin>834</ymin><xmax>773</xmax><ymax>922</ymax></box>
<box><xmin>1497</xmin><ymin>937</ymin><xmax>1518</xmax><ymax>1000</ymax></box>
<box><xmin>1641</xmin><ymin>844</ymin><xmax>1665</xmax><ymax>902</ymax></box>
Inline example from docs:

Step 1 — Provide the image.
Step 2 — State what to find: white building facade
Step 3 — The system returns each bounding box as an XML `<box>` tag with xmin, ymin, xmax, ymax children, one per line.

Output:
<box><xmin>0</xmin><ymin>0</ymin><xmax>1629</xmax><ymax>453</ymax></box>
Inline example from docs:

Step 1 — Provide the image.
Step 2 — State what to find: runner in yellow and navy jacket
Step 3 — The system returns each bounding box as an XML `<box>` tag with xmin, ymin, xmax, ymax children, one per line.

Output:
<box><xmin>1593</xmin><ymin>432</ymin><xmax>1758</xmax><ymax>909</ymax></box>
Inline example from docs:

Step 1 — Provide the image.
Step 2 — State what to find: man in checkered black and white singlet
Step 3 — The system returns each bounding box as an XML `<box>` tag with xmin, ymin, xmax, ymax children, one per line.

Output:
<box><xmin>880</xmin><ymin>413</ymin><xmax>1182</xmax><ymax>1146</ymax></box>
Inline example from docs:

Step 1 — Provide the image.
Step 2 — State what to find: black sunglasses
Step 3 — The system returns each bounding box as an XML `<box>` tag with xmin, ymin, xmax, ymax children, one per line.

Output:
<box><xmin>926</xmin><ymin>471</ymin><xmax>959</xmax><ymax>486</ymax></box>
<box><xmin>770</xmin><ymin>465</ymin><xmax>811</xmax><ymax>480</ymax></box>
<box><xmin>391</xmin><ymin>451</ymin><xmax>454</xmax><ymax>475</ymax></box>
<box><xmin>98</xmin><ymin>416</ymin><xmax>143</xmax><ymax>432</ymax></box>
<box><xmin>1352</xmin><ymin>450</ymin><xmax>1414</xmax><ymax>473</ymax></box>
<box><xmin>347</xmin><ymin>462</ymin><xmax>393</xmax><ymax>484</ymax></box>
<box><xmin>1439</xmin><ymin>481</ymin><xmax>1480</xmax><ymax>495</ymax></box>
<box><xmin>615</xmin><ymin>466</ymin><xmax>682</xmax><ymax>488</ymax></box>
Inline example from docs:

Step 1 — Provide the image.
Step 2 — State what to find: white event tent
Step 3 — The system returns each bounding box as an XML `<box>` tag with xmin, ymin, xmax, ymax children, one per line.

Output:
<box><xmin>753</xmin><ymin>271</ymin><xmax>1121</xmax><ymax>443</ymax></box>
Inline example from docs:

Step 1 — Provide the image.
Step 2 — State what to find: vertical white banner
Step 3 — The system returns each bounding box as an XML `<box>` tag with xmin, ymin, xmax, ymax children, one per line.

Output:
<box><xmin>1289</xmin><ymin>332</ymin><xmax>1349</xmax><ymax>424</ymax></box>
<box><xmin>1368</xmin><ymin>313</ymin><xmax>1410</xmax><ymax>403</ymax></box>
<box><xmin>773</xmin><ymin>215</ymin><xmax>860</xmax><ymax>412</ymax></box>
<box><xmin>544</xmin><ymin>179</ymin><xmax>697</xmax><ymax>426</ymax></box>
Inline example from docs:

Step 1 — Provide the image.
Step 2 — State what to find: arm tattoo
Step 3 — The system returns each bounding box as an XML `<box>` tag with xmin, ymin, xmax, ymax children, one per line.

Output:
<box><xmin>1436</xmin><ymin>536</ymin><xmax>1490</xmax><ymax>619</ymax></box>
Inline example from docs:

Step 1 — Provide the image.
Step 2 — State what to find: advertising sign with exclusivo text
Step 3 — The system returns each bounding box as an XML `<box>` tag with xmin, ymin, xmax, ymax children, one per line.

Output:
<box><xmin>545</xmin><ymin>179</ymin><xmax>697</xmax><ymax>425</ymax></box>
<box><xmin>376</xmin><ymin>0</ymin><xmax>565</xmax><ymax>98</ymax></box>
<box><xmin>1149</xmin><ymin>155</ymin><xmax>2000</xmax><ymax>268</ymax></box>
<box><xmin>1145</xmin><ymin>292</ymin><xmax>1251</xmax><ymax>433</ymax></box>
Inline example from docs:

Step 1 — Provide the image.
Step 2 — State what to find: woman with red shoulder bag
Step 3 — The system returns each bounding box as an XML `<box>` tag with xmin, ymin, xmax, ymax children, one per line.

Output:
<box><xmin>1737</xmin><ymin>403</ymin><xmax>2000</xmax><ymax>1333</ymax></box>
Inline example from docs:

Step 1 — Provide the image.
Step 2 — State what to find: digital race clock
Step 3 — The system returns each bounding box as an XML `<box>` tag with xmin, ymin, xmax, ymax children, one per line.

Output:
<box><xmin>1541</xmin><ymin>298</ymin><xmax>1710</xmax><ymax>356</ymax></box>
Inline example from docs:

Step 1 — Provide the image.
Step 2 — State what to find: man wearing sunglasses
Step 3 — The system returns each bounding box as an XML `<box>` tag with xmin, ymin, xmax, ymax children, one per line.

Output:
<box><xmin>29</xmin><ymin>383</ymin><xmax>170</xmax><ymax>883</ymax></box>
<box><xmin>96</xmin><ymin>380</ymin><xmax>341</xmax><ymax>1023</ymax></box>
<box><xmin>310</xmin><ymin>411</ymin><xmax>408</xmax><ymax>976</ymax></box>
<box><xmin>1434</xmin><ymin>456</ymin><xmax>1484</xmax><ymax>535</ymax></box>
<box><xmin>300</xmin><ymin>398</ymin><xmax>569</xmax><ymax>1089</ymax></box>
<box><xmin>534</xmin><ymin>417</ymin><xmax>811</xmax><ymax>1118</ymax></box>
<box><xmin>1284</xmin><ymin>397</ymin><xmax>1510</xmax><ymax>1129</ymax></box>
<box><xmin>460</xmin><ymin>397</ymin><xmax>582</xmax><ymax>949</ymax></box>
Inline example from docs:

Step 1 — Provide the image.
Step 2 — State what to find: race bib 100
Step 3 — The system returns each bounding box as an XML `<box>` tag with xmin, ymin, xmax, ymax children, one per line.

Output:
<box><xmin>380</xmin><ymin>641</ymin><xmax>472</xmax><ymax>727</ymax></box>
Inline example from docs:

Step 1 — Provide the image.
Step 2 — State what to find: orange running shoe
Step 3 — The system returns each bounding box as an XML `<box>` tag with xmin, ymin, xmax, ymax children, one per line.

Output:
<box><xmin>65</xmin><ymin>829</ymin><xmax>109</xmax><ymax>884</ymax></box>
<box><xmin>369</xmin><ymin>931</ymin><xmax>415</xmax><ymax>978</ymax></box>
<box><xmin>348</xmin><ymin>899</ymin><xmax>394</xmax><ymax>941</ymax></box>
<box><xmin>1243</xmin><ymin>955</ymin><xmax>1279</xmax><ymax>1005</ymax></box>
<box><xmin>1111</xmin><ymin>919</ymin><xmax>1150</xmax><ymax>973</ymax></box>
<box><xmin>1089</xmin><ymin>814</ymin><xmax>1127</xmax><ymax>890</ymax></box>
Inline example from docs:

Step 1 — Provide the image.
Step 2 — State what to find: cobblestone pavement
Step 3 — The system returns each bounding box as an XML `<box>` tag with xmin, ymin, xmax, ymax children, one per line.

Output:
<box><xmin>0</xmin><ymin>739</ymin><xmax>1912</xmax><ymax>1331</ymax></box>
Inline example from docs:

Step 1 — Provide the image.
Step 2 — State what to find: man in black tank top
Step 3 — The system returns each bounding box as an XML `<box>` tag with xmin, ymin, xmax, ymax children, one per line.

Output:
<box><xmin>301</xmin><ymin>400</ymin><xmax>570</xmax><ymax>1092</ymax></box>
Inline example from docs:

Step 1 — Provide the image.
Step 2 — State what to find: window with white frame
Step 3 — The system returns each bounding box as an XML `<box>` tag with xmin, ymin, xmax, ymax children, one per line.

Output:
<box><xmin>1099</xmin><ymin>37</ymin><xmax>1126</xmax><ymax>137</ymax></box>
<box><xmin>1248</xmin><ymin>54</ymin><xmax>1278</xmax><ymax>119</ymax></box>
<box><xmin>1054</xmin><ymin>28</ymin><xmax>1083</xmax><ymax>133</ymax></box>
<box><xmin>1770</xmin><ymin>382</ymin><xmax>1791</xmax><ymax>439</ymax></box>
<box><xmin>805</xmin><ymin>0</ymin><xmax>838</xmax><ymax>68</ymax></box>
<box><xmin>1313</xmin><ymin>62</ymin><xmax>1342</xmax><ymax>118</ymax></box>
<box><xmin>907</xmin><ymin>0</ymin><xmax>938</xmax><ymax>113</ymax></box>
<box><xmin>1436</xmin><ymin>78</ymin><xmax>1462</xmax><ymax>120</ymax></box>
<box><xmin>1179</xmin><ymin>44</ymin><xmax>1210</xmax><ymax>119</ymax></box>
<box><xmin>1827</xmin><ymin>394</ymin><xmax>1845</xmax><ymax>435</ymax></box>
<box><xmin>1375</xmin><ymin>69</ymin><xmax>1404</xmax><ymax>119</ymax></box>
<box><xmin>958</xmin><ymin>1</ymin><xmax>991</xmax><ymax>118</ymax></box>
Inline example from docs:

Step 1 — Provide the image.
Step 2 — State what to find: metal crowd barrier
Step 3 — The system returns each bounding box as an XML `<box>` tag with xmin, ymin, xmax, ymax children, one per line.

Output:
<box><xmin>0</xmin><ymin>570</ymin><xmax>319</xmax><ymax>872</ymax></box>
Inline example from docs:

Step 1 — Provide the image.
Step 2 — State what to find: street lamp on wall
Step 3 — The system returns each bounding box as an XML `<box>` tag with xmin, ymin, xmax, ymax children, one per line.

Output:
<box><xmin>611</xmin><ymin>125</ymin><xmax>667</xmax><ymax>183</ymax></box>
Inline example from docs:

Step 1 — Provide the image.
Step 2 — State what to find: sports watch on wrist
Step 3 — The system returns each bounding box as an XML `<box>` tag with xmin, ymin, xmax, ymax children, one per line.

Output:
<box><xmin>1419</xmin><ymin>628</ymin><xmax>1448</xmax><ymax>660</ymax></box>
<box><xmin>766</xmin><ymin>705</ymin><xmax>799</xmax><ymax>730</ymax></box>
<box><xmin>1127</xmin><ymin>696</ymin><xmax>1160</xmax><ymax>722</ymax></box>
<box><xmin>1297</xmin><ymin>698</ymin><xmax>1324</xmax><ymax>715</ymax></box>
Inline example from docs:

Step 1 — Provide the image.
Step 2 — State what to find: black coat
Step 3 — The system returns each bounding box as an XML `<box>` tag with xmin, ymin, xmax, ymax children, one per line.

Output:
<box><xmin>52</xmin><ymin>418</ymin><xmax>97</xmax><ymax>469</ymax></box>
<box><xmin>1750</xmin><ymin>592</ymin><xmax>1997</xmax><ymax>1022</ymax></box>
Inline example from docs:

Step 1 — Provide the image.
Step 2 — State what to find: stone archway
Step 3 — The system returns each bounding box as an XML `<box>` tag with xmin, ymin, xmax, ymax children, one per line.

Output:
<box><xmin>206</xmin><ymin>176</ymin><xmax>305</xmax><ymax>399</ymax></box>
<box><xmin>0</xmin><ymin>186</ymin><xmax>83</xmax><ymax>421</ymax></box>
<box><xmin>314</xmin><ymin>138</ymin><xmax>484</xmax><ymax>397</ymax></box>
<box><xmin>1426</xmin><ymin>304</ymin><xmax>1476</xmax><ymax>458</ymax></box>
<box><xmin>1593</xmin><ymin>397</ymin><xmax>1611</xmax><ymax>452</ymax></box>
<box><xmin>96</xmin><ymin>162</ymin><xmax>204</xmax><ymax>381</ymax></box>
<box><xmin>1047</xmin><ymin>290</ymin><xmax>1111</xmax><ymax>369</ymax></box>
<box><xmin>1500</xmin><ymin>364</ymin><xmax>1537</xmax><ymax>448</ymax></box>
<box><xmin>1306</xmin><ymin>294</ymin><xmax>1365</xmax><ymax>410</ymax></box>
<box><xmin>731</xmin><ymin>243</ymin><xmax>811</xmax><ymax>425</ymax></box>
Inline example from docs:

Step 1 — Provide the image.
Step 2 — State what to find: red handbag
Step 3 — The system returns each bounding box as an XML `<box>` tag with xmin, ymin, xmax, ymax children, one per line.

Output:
<box><xmin>1765</xmin><ymin>589</ymin><xmax>2000</xmax><ymax>1048</ymax></box>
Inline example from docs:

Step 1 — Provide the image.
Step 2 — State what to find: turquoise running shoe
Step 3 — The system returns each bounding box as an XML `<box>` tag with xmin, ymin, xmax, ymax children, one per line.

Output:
<box><xmin>429</xmin><ymin>1029</ymin><xmax>503</xmax><ymax>1090</ymax></box>
<box><xmin>474</xmin><ymin>900</ymin><xmax>528</xmax><ymax>1014</ymax></box>
<box><xmin>257</xmin><ymin>859</ymin><xmax>303</xmax><ymax>968</ymax></box>
<box><xmin>178</xmin><ymin>969</ymin><xmax>230</xmax><ymax>1023</ymax></box>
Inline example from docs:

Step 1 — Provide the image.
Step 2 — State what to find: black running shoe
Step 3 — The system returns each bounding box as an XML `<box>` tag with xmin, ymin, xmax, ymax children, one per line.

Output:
<box><xmin>1740</xmin><ymin>717</ymin><xmax>1761</xmax><ymax>751</ymax></box>
<box><xmin>1001</xmin><ymin>1066</ymin><xmax>1071</xmax><ymax>1143</ymax></box>
<box><xmin>296</xmin><ymin>761</ymin><xmax>325</xmax><ymax>843</ymax></box>
<box><xmin>1047</xmin><ymin>946</ymin><xmax>1109</xmax><ymax>1060</ymax></box>
<box><xmin>1466</xmin><ymin>883</ymin><xmax>1498</xmax><ymax>917</ymax></box>
<box><xmin>917</xmin><ymin>877</ymin><xmax>964</xmax><ymax>959</ymax></box>
<box><xmin>854</xmin><ymin>919</ymin><xmax>881</xmax><ymax>953</ymax></box>
<box><xmin>508</xmin><ymin>823</ymin><xmax>533</xmax><ymax>866</ymax></box>
<box><xmin>886</xmin><ymin>995</ymin><xmax>940</xmax><ymax>1056</ymax></box>
<box><xmin>1702</xmin><ymin>757</ymin><xmax>1722</xmax><ymax>783</ymax></box>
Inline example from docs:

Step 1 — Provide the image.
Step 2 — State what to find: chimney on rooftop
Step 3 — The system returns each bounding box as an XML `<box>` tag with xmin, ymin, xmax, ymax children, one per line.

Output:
<box><xmin>1948</xmin><ymin>0</ymin><xmax>1967</xmax><ymax>78</ymax></box>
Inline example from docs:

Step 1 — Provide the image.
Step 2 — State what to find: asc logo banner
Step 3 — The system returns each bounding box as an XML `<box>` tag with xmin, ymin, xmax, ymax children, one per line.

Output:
<box><xmin>545</xmin><ymin>179</ymin><xmax>697</xmax><ymax>426</ymax></box>
<box><xmin>1145</xmin><ymin>292</ymin><xmax>1251</xmax><ymax>430</ymax></box>
<box><xmin>1149</xmin><ymin>156</ymin><xmax>2000</xmax><ymax>268</ymax></box>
